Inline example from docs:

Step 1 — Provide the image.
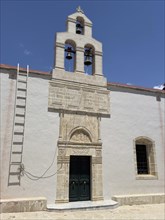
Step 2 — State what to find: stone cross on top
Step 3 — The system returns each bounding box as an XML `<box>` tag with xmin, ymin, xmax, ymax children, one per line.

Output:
<box><xmin>76</xmin><ymin>6</ymin><xmax>84</xmax><ymax>14</ymax></box>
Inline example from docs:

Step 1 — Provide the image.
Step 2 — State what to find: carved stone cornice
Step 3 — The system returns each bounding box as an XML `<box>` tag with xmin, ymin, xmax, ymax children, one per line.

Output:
<box><xmin>67</xmin><ymin>17</ymin><xmax>76</xmax><ymax>23</ymax></box>
<box><xmin>76</xmin><ymin>47</ymin><xmax>84</xmax><ymax>52</ymax></box>
<box><xmin>56</xmin><ymin>42</ymin><xmax>65</xmax><ymax>48</ymax></box>
<box><xmin>95</xmin><ymin>51</ymin><xmax>103</xmax><ymax>56</ymax></box>
<box><xmin>58</xmin><ymin>141</ymin><xmax>102</xmax><ymax>147</ymax></box>
<box><xmin>84</xmin><ymin>22</ymin><xmax>92</xmax><ymax>27</ymax></box>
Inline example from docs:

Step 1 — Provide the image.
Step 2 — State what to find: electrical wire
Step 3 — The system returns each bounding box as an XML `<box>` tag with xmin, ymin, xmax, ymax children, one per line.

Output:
<box><xmin>20</xmin><ymin>112</ymin><xmax>75</xmax><ymax>181</ymax></box>
<box><xmin>23</xmin><ymin>164</ymin><xmax>63</xmax><ymax>181</ymax></box>
<box><xmin>21</xmin><ymin>136</ymin><xmax>62</xmax><ymax>180</ymax></box>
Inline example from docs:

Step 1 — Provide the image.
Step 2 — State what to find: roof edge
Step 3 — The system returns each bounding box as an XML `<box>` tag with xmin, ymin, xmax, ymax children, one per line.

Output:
<box><xmin>0</xmin><ymin>64</ymin><xmax>164</xmax><ymax>93</ymax></box>
<box><xmin>0</xmin><ymin>64</ymin><xmax>51</xmax><ymax>76</ymax></box>
<box><xmin>107</xmin><ymin>82</ymin><xmax>165</xmax><ymax>94</ymax></box>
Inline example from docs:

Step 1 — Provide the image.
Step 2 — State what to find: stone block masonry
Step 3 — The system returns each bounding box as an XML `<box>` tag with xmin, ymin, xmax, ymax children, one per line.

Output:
<box><xmin>0</xmin><ymin>197</ymin><xmax>47</xmax><ymax>213</ymax></box>
<box><xmin>112</xmin><ymin>193</ymin><xmax>165</xmax><ymax>206</ymax></box>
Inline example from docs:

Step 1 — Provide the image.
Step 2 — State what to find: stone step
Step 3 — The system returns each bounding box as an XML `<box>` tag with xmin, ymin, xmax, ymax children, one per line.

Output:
<box><xmin>47</xmin><ymin>199</ymin><xmax>118</xmax><ymax>211</ymax></box>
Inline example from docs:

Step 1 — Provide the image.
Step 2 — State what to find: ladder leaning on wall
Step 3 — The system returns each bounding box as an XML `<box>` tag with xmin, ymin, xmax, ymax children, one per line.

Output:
<box><xmin>8</xmin><ymin>64</ymin><xmax>29</xmax><ymax>186</ymax></box>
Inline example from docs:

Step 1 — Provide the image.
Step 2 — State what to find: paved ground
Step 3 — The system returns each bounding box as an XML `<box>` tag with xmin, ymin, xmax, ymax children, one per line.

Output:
<box><xmin>1</xmin><ymin>203</ymin><xmax>165</xmax><ymax>220</ymax></box>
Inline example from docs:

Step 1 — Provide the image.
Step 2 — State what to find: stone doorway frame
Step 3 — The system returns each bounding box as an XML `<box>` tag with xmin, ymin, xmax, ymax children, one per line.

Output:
<box><xmin>69</xmin><ymin>155</ymin><xmax>91</xmax><ymax>202</ymax></box>
<box><xmin>55</xmin><ymin>142</ymin><xmax>103</xmax><ymax>203</ymax></box>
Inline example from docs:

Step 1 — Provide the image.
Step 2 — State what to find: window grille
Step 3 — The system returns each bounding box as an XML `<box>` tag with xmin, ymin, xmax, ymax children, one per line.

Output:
<box><xmin>136</xmin><ymin>145</ymin><xmax>149</xmax><ymax>174</ymax></box>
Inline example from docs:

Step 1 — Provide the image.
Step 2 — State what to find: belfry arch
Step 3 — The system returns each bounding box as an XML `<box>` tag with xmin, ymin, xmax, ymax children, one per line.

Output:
<box><xmin>76</xmin><ymin>16</ymin><xmax>84</xmax><ymax>35</ymax></box>
<box><xmin>64</xmin><ymin>39</ymin><xmax>76</xmax><ymax>72</ymax></box>
<box><xmin>84</xmin><ymin>44</ymin><xmax>95</xmax><ymax>75</ymax></box>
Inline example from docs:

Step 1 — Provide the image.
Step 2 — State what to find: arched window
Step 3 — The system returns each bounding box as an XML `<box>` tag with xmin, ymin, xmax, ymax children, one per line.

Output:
<box><xmin>134</xmin><ymin>137</ymin><xmax>157</xmax><ymax>179</ymax></box>
<box><xmin>64</xmin><ymin>40</ymin><xmax>76</xmax><ymax>72</ymax></box>
<box><xmin>76</xmin><ymin>17</ymin><xmax>84</xmax><ymax>35</ymax></box>
<box><xmin>84</xmin><ymin>44</ymin><xmax>95</xmax><ymax>75</ymax></box>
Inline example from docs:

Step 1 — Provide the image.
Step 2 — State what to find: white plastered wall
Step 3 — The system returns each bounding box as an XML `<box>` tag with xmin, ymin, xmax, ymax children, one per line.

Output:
<box><xmin>0</xmin><ymin>71</ymin><xmax>59</xmax><ymax>204</ymax></box>
<box><xmin>101</xmin><ymin>87</ymin><xmax>165</xmax><ymax>199</ymax></box>
<box><xmin>1</xmin><ymin>71</ymin><xmax>164</xmax><ymax>203</ymax></box>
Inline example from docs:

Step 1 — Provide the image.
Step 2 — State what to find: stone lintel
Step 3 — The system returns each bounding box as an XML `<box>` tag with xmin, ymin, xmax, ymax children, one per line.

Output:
<box><xmin>48</xmin><ymin>108</ymin><xmax>110</xmax><ymax>118</ymax></box>
<box><xmin>58</xmin><ymin>141</ymin><xmax>102</xmax><ymax>147</ymax></box>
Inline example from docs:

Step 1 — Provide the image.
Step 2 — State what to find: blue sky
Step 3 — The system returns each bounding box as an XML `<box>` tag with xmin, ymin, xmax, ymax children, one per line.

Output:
<box><xmin>1</xmin><ymin>0</ymin><xmax>164</xmax><ymax>88</ymax></box>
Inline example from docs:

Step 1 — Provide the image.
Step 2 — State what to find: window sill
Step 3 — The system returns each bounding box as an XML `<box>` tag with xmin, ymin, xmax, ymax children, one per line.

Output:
<box><xmin>136</xmin><ymin>174</ymin><xmax>158</xmax><ymax>180</ymax></box>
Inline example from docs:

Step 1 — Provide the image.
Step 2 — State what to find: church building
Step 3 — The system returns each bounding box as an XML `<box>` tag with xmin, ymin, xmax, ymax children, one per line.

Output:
<box><xmin>1</xmin><ymin>7</ymin><xmax>165</xmax><ymax>212</ymax></box>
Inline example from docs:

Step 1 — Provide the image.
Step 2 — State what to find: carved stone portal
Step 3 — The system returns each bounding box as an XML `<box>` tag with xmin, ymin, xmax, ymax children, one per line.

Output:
<box><xmin>49</xmin><ymin>38</ymin><xmax>110</xmax><ymax>204</ymax></box>
<box><xmin>55</xmin><ymin>110</ymin><xmax>104</xmax><ymax>203</ymax></box>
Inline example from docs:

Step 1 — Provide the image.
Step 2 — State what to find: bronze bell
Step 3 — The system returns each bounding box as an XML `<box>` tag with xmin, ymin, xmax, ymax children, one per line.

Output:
<box><xmin>65</xmin><ymin>47</ymin><xmax>73</xmax><ymax>60</ymax></box>
<box><xmin>76</xmin><ymin>23</ymin><xmax>82</xmax><ymax>34</ymax></box>
<box><xmin>84</xmin><ymin>55</ymin><xmax>92</xmax><ymax>66</ymax></box>
<box><xmin>84</xmin><ymin>48</ymin><xmax>92</xmax><ymax>66</ymax></box>
<box><xmin>66</xmin><ymin>52</ymin><xmax>72</xmax><ymax>60</ymax></box>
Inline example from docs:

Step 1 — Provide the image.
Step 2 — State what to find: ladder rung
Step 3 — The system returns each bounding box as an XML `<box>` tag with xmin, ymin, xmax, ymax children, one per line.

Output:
<box><xmin>14</xmin><ymin>131</ymin><xmax>24</xmax><ymax>135</ymax></box>
<box><xmin>15</xmin><ymin>122</ymin><xmax>24</xmax><ymax>126</ymax></box>
<box><xmin>18</xmin><ymin>88</ymin><xmax>26</xmax><ymax>91</ymax></box>
<box><xmin>13</xmin><ymin>142</ymin><xmax>23</xmax><ymax>145</ymax></box>
<box><xmin>15</xmin><ymin>114</ymin><xmax>25</xmax><ymax>117</ymax></box>
<box><xmin>10</xmin><ymin>162</ymin><xmax>21</xmax><ymax>165</ymax></box>
<box><xmin>9</xmin><ymin>172</ymin><xmax>20</xmax><ymax>175</ymax></box>
<box><xmin>19</xmin><ymin>73</ymin><xmax>27</xmax><ymax>76</ymax></box>
<box><xmin>17</xmin><ymin>96</ymin><xmax>26</xmax><ymax>100</ymax></box>
<box><xmin>18</xmin><ymin>80</ymin><xmax>27</xmax><ymax>83</ymax></box>
<box><xmin>8</xmin><ymin>182</ymin><xmax>20</xmax><ymax>186</ymax></box>
<box><xmin>16</xmin><ymin>105</ymin><xmax>26</xmax><ymax>108</ymax></box>
<box><xmin>12</xmin><ymin>151</ymin><xmax>22</xmax><ymax>154</ymax></box>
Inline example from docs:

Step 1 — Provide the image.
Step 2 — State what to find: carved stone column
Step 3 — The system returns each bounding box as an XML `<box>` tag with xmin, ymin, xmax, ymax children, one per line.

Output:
<box><xmin>54</xmin><ymin>43</ymin><xmax>65</xmax><ymax>70</ymax></box>
<box><xmin>97</xmin><ymin>116</ymin><xmax>101</xmax><ymax>142</ymax></box>
<box><xmin>91</xmin><ymin>156</ymin><xmax>103</xmax><ymax>201</ymax></box>
<box><xmin>94</xmin><ymin>51</ymin><xmax>103</xmax><ymax>76</ymax></box>
<box><xmin>55</xmin><ymin>156</ymin><xmax>70</xmax><ymax>203</ymax></box>
<box><xmin>76</xmin><ymin>47</ymin><xmax>84</xmax><ymax>73</ymax></box>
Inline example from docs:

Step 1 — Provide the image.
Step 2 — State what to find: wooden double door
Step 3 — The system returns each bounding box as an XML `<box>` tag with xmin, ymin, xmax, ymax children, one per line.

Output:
<box><xmin>69</xmin><ymin>156</ymin><xmax>91</xmax><ymax>202</ymax></box>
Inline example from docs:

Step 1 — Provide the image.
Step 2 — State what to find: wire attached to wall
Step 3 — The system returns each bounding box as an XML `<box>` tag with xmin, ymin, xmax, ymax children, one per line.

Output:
<box><xmin>21</xmin><ymin>163</ymin><xmax>63</xmax><ymax>181</ymax></box>
<box><xmin>20</xmin><ymin>112</ymin><xmax>74</xmax><ymax>181</ymax></box>
<box><xmin>19</xmin><ymin>113</ymin><xmax>64</xmax><ymax>181</ymax></box>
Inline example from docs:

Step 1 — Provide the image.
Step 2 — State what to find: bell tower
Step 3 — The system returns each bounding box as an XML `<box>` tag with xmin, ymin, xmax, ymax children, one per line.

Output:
<box><xmin>53</xmin><ymin>6</ymin><xmax>103</xmax><ymax>76</ymax></box>
<box><xmin>49</xmin><ymin>7</ymin><xmax>110</xmax><ymax>203</ymax></box>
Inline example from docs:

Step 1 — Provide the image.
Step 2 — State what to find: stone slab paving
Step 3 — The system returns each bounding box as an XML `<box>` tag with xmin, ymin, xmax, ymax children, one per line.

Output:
<box><xmin>1</xmin><ymin>203</ymin><xmax>165</xmax><ymax>220</ymax></box>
